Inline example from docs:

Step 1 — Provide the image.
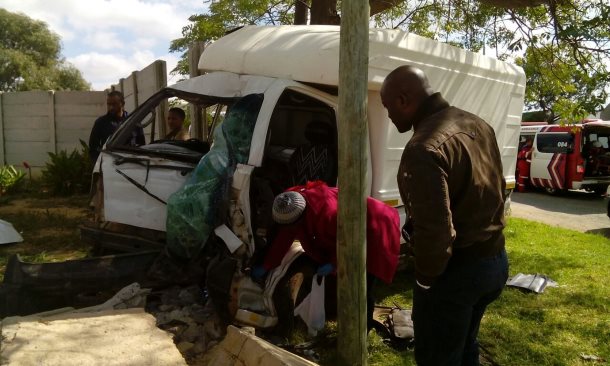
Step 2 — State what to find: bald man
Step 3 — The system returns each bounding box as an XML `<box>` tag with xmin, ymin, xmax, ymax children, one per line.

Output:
<box><xmin>381</xmin><ymin>65</ymin><xmax>509</xmax><ymax>366</ymax></box>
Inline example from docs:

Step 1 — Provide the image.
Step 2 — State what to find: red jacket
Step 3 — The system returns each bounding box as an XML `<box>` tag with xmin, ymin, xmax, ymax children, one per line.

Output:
<box><xmin>263</xmin><ymin>181</ymin><xmax>401</xmax><ymax>283</ymax></box>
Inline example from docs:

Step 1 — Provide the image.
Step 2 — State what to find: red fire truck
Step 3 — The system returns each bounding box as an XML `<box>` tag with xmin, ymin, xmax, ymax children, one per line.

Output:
<box><xmin>518</xmin><ymin>120</ymin><xmax>610</xmax><ymax>195</ymax></box>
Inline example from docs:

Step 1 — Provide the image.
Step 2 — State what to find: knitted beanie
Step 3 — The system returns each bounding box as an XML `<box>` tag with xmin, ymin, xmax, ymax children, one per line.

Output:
<box><xmin>272</xmin><ymin>191</ymin><xmax>306</xmax><ymax>224</ymax></box>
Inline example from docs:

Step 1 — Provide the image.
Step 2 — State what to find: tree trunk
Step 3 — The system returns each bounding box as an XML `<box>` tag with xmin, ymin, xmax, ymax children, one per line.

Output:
<box><xmin>311</xmin><ymin>0</ymin><xmax>339</xmax><ymax>25</ymax></box>
<box><xmin>369</xmin><ymin>0</ymin><xmax>401</xmax><ymax>16</ymax></box>
<box><xmin>295</xmin><ymin>0</ymin><xmax>308</xmax><ymax>25</ymax></box>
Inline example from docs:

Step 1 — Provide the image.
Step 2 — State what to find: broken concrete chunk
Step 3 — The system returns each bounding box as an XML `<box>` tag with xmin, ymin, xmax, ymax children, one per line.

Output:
<box><xmin>176</xmin><ymin>341</ymin><xmax>195</xmax><ymax>354</ymax></box>
<box><xmin>168</xmin><ymin>308</ymin><xmax>192</xmax><ymax>324</ymax></box>
<box><xmin>0</xmin><ymin>308</ymin><xmax>187</xmax><ymax>366</ymax></box>
<box><xmin>159</xmin><ymin>304</ymin><xmax>175</xmax><ymax>312</ymax></box>
<box><xmin>181</xmin><ymin>323</ymin><xmax>204</xmax><ymax>343</ymax></box>
<box><xmin>178</xmin><ymin>285</ymin><xmax>202</xmax><ymax>303</ymax></box>
<box><xmin>203</xmin><ymin>325</ymin><xmax>319</xmax><ymax>366</ymax></box>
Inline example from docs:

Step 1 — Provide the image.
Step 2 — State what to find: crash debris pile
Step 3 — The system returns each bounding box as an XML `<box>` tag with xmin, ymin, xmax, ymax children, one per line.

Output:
<box><xmin>121</xmin><ymin>282</ymin><xmax>322</xmax><ymax>365</ymax></box>
<box><xmin>146</xmin><ymin>284</ymin><xmax>227</xmax><ymax>364</ymax></box>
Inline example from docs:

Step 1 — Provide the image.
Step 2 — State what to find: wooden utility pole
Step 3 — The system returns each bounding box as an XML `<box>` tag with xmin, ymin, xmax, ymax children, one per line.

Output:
<box><xmin>188</xmin><ymin>42</ymin><xmax>206</xmax><ymax>140</ymax></box>
<box><xmin>154</xmin><ymin>60</ymin><xmax>168</xmax><ymax>141</ymax></box>
<box><xmin>336</xmin><ymin>0</ymin><xmax>369</xmax><ymax>365</ymax></box>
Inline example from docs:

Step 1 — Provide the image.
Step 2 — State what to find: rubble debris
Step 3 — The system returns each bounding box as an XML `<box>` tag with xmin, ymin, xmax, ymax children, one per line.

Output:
<box><xmin>146</xmin><ymin>284</ymin><xmax>227</xmax><ymax>363</ymax></box>
<box><xmin>147</xmin><ymin>283</ymin><xmax>321</xmax><ymax>364</ymax></box>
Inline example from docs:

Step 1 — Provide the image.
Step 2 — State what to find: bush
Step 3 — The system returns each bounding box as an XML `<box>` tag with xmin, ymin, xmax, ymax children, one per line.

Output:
<box><xmin>0</xmin><ymin>165</ymin><xmax>26</xmax><ymax>196</ymax></box>
<box><xmin>41</xmin><ymin>140</ymin><xmax>92</xmax><ymax>196</ymax></box>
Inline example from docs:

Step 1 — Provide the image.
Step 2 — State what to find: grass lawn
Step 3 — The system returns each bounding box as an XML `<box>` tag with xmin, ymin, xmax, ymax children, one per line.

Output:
<box><xmin>1</xmin><ymin>194</ymin><xmax>609</xmax><ymax>365</ymax></box>
<box><xmin>0</xmin><ymin>193</ymin><xmax>93</xmax><ymax>281</ymax></box>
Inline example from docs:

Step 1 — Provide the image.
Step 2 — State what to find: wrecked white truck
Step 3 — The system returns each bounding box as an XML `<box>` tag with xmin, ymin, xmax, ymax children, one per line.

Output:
<box><xmin>0</xmin><ymin>25</ymin><xmax>525</xmax><ymax>332</ymax></box>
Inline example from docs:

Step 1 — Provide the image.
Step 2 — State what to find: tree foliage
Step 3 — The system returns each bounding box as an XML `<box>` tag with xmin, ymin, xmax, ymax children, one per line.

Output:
<box><xmin>0</xmin><ymin>9</ymin><xmax>90</xmax><ymax>92</ymax></box>
<box><xmin>171</xmin><ymin>0</ymin><xmax>610</xmax><ymax>120</ymax></box>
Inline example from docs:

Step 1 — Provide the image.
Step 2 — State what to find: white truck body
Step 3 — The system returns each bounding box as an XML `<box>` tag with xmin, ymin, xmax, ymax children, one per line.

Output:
<box><xmin>100</xmin><ymin>25</ymin><xmax>525</xmax><ymax>233</ymax></box>
<box><xmin>199</xmin><ymin>25</ymin><xmax>526</xmax><ymax>205</ymax></box>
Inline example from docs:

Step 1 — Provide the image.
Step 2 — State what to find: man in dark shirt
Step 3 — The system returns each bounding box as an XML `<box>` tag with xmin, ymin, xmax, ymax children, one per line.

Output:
<box><xmin>381</xmin><ymin>65</ymin><xmax>509</xmax><ymax>366</ymax></box>
<box><xmin>88</xmin><ymin>91</ymin><xmax>144</xmax><ymax>163</ymax></box>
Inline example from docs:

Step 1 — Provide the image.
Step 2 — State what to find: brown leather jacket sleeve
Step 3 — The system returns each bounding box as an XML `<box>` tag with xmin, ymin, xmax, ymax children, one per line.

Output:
<box><xmin>401</xmin><ymin>143</ymin><xmax>456</xmax><ymax>284</ymax></box>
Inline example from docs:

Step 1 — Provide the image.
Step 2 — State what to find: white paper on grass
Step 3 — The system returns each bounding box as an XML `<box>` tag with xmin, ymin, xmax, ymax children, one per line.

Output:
<box><xmin>0</xmin><ymin>219</ymin><xmax>23</xmax><ymax>245</ymax></box>
<box><xmin>214</xmin><ymin>224</ymin><xmax>243</xmax><ymax>253</ymax></box>
<box><xmin>294</xmin><ymin>275</ymin><xmax>326</xmax><ymax>336</ymax></box>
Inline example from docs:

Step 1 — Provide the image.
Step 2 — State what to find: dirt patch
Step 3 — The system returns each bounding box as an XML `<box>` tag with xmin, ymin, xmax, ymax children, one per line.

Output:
<box><xmin>0</xmin><ymin>194</ymin><xmax>93</xmax><ymax>280</ymax></box>
<box><xmin>0</xmin><ymin>196</ymin><xmax>90</xmax><ymax>217</ymax></box>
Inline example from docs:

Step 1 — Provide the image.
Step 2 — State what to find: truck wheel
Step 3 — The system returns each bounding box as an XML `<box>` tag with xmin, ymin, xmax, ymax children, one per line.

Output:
<box><xmin>593</xmin><ymin>186</ymin><xmax>608</xmax><ymax>196</ymax></box>
<box><xmin>545</xmin><ymin>187</ymin><xmax>562</xmax><ymax>195</ymax></box>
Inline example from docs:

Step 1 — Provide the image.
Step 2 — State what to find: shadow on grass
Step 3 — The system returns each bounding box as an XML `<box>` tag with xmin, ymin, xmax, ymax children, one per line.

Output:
<box><xmin>586</xmin><ymin>227</ymin><xmax>610</xmax><ymax>238</ymax></box>
<box><xmin>507</xmin><ymin>251</ymin><xmax>583</xmax><ymax>276</ymax></box>
<box><xmin>375</xmin><ymin>269</ymin><xmax>415</xmax><ymax>308</ymax></box>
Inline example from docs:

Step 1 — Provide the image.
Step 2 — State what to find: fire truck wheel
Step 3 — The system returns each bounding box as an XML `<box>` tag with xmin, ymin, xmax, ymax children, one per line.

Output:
<box><xmin>545</xmin><ymin>187</ymin><xmax>563</xmax><ymax>195</ymax></box>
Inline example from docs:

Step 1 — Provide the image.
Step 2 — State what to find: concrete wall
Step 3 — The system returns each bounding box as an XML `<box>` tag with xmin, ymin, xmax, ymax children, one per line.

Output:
<box><xmin>0</xmin><ymin>60</ymin><xmax>167</xmax><ymax>175</ymax></box>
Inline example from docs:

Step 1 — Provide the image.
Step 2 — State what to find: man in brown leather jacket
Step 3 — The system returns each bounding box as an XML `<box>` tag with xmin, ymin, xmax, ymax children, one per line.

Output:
<box><xmin>381</xmin><ymin>65</ymin><xmax>509</xmax><ymax>366</ymax></box>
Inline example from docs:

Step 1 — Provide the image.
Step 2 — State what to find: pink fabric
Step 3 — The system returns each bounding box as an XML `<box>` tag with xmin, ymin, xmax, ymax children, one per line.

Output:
<box><xmin>263</xmin><ymin>181</ymin><xmax>401</xmax><ymax>283</ymax></box>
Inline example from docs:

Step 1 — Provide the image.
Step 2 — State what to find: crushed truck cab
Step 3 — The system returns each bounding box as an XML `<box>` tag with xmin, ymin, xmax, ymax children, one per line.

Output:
<box><xmin>93</xmin><ymin>25</ymin><xmax>526</xmax><ymax>328</ymax></box>
<box><xmin>2</xmin><ymin>26</ymin><xmax>526</xmax><ymax>322</ymax></box>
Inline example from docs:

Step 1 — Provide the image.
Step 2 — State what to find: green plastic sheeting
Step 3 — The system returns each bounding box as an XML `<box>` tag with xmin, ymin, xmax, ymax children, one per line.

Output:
<box><xmin>165</xmin><ymin>94</ymin><xmax>264</xmax><ymax>260</ymax></box>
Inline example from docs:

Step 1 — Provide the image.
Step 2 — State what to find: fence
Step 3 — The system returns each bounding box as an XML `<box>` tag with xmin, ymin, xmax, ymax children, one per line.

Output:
<box><xmin>0</xmin><ymin>60</ymin><xmax>167</xmax><ymax>175</ymax></box>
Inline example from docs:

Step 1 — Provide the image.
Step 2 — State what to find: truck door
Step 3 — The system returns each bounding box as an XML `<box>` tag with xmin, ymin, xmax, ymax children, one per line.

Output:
<box><xmin>530</xmin><ymin>131</ymin><xmax>574</xmax><ymax>191</ymax></box>
<box><xmin>582</xmin><ymin>125</ymin><xmax>610</xmax><ymax>177</ymax></box>
<box><xmin>99</xmin><ymin>90</ymin><xmax>231</xmax><ymax>232</ymax></box>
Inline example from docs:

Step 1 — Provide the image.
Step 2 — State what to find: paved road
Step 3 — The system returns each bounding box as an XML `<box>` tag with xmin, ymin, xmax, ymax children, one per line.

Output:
<box><xmin>510</xmin><ymin>190</ymin><xmax>610</xmax><ymax>237</ymax></box>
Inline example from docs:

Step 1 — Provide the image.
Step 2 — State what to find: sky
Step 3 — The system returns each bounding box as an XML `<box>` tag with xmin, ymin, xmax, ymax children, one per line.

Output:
<box><xmin>1</xmin><ymin>0</ymin><xmax>206</xmax><ymax>90</ymax></box>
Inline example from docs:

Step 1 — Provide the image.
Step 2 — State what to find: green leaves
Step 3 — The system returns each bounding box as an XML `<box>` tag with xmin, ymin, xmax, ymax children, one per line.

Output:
<box><xmin>517</xmin><ymin>42</ymin><xmax>608</xmax><ymax>122</ymax></box>
<box><xmin>170</xmin><ymin>1</ymin><xmax>610</xmax><ymax>118</ymax></box>
<box><xmin>169</xmin><ymin>0</ymin><xmax>296</xmax><ymax>75</ymax></box>
<box><xmin>0</xmin><ymin>9</ymin><xmax>90</xmax><ymax>92</ymax></box>
<box><xmin>0</xmin><ymin>165</ymin><xmax>26</xmax><ymax>196</ymax></box>
<box><xmin>41</xmin><ymin>140</ymin><xmax>92</xmax><ymax>196</ymax></box>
